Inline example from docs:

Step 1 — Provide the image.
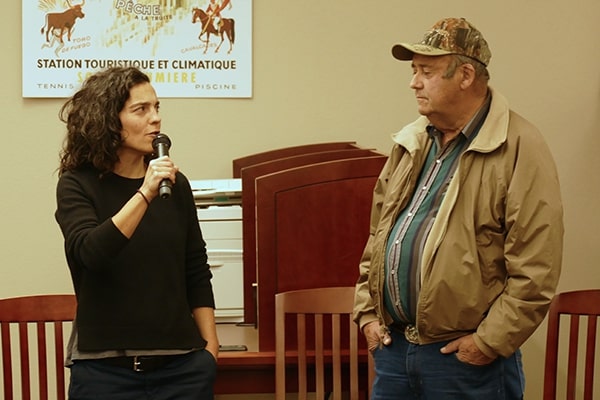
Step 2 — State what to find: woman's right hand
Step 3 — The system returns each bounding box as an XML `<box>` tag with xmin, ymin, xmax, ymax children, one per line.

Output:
<box><xmin>139</xmin><ymin>155</ymin><xmax>179</xmax><ymax>201</ymax></box>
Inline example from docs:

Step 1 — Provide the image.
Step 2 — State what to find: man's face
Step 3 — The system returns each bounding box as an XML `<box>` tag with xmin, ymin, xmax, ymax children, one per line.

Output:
<box><xmin>409</xmin><ymin>54</ymin><xmax>463</xmax><ymax>121</ymax></box>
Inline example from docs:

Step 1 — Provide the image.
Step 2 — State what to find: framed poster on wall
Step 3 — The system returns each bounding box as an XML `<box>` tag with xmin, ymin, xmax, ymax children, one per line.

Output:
<box><xmin>22</xmin><ymin>0</ymin><xmax>252</xmax><ymax>98</ymax></box>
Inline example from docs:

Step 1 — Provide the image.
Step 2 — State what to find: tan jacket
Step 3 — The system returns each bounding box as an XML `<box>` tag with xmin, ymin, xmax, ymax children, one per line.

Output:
<box><xmin>353</xmin><ymin>89</ymin><xmax>563</xmax><ymax>358</ymax></box>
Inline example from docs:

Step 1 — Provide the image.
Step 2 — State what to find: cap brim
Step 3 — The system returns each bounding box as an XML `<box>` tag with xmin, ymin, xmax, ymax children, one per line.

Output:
<box><xmin>391</xmin><ymin>43</ymin><xmax>453</xmax><ymax>61</ymax></box>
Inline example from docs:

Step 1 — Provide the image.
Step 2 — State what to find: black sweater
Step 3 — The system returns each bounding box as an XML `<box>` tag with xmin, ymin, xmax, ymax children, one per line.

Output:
<box><xmin>55</xmin><ymin>166</ymin><xmax>215</xmax><ymax>351</ymax></box>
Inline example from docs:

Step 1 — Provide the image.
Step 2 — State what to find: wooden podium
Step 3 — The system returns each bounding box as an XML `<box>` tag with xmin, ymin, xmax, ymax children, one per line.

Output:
<box><xmin>238</xmin><ymin>147</ymin><xmax>384</xmax><ymax>325</ymax></box>
<box><xmin>232</xmin><ymin>141</ymin><xmax>361</xmax><ymax>178</ymax></box>
<box><xmin>216</xmin><ymin>144</ymin><xmax>386</xmax><ymax>395</ymax></box>
<box><xmin>253</xmin><ymin>155</ymin><xmax>387</xmax><ymax>351</ymax></box>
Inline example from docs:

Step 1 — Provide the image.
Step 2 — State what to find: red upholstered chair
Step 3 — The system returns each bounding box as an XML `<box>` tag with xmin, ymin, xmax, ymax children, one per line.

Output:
<box><xmin>543</xmin><ymin>289</ymin><xmax>600</xmax><ymax>400</ymax></box>
<box><xmin>0</xmin><ymin>294</ymin><xmax>76</xmax><ymax>400</ymax></box>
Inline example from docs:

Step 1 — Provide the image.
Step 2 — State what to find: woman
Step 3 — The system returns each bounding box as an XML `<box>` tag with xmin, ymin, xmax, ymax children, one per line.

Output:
<box><xmin>55</xmin><ymin>67</ymin><xmax>219</xmax><ymax>399</ymax></box>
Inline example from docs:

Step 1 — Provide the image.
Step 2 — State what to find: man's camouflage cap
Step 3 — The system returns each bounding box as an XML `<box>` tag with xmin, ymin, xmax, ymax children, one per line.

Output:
<box><xmin>392</xmin><ymin>17</ymin><xmax>491</xmax><ymax>67</ymax></box>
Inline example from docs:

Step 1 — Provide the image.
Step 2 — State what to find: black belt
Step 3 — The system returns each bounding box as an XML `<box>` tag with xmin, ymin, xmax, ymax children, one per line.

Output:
<box><xmin>98</xmin><ymin>354</ymin><xmax>185</xmax><ymax>372</ymax></box>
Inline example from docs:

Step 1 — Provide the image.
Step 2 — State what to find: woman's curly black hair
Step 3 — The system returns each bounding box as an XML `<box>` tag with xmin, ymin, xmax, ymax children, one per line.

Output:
<box><xmin>57</xmin><ymin>67</ymin><xmax>151</xmax><ymax>176</ymax></box>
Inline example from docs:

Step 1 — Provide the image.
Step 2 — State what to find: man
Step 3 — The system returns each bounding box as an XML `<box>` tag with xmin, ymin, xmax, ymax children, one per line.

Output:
<box><xmin>353</xmin><ymin>18</ymin><xmax>563</xmax><ymax>399</ymax></box>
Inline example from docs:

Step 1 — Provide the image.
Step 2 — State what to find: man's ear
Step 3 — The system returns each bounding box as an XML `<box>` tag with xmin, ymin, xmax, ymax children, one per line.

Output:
<box><xmin>459</xmin><ymin>63</ymin><xmax>476</xmax><ymax>89</ymax></box>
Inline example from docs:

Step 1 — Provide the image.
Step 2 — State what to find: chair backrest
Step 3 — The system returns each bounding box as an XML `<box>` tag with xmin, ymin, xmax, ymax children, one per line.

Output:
<box><xmin>0</xmin><ymin>294</ymin><xmax>77</xmax><ymax>400</ymax></box>
<box><xmin>275</xmin><ymin>287</ymin><xmax>373</xmax><ymax>400</ymax></box>
<box><xmin>543</xmin><ymin>289</ymin><xmax>600</xmax><ymax>400</ymax></box>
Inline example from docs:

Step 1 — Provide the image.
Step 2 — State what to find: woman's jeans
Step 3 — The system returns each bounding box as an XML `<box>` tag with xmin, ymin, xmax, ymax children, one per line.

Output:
<box><xmin>371</xmin><ymin>329</ymin><xmax>525</xmax><ymax>400</ymax></box>
<box><xmin>68</xmin><ymin>349</ymin><xmax>217</xmax><ymax>400</ymax></box>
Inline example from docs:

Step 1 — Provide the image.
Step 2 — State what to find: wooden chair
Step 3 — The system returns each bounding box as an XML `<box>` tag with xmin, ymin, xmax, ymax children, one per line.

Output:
<box><xmin>543</xmin><ymin>289</ymin><xmax>600</xmax><ymax>400</ymax></box>
<box><xmin>0</xmin><ymin>294</ymin><xmax>77</xmax><ymax>400</ymax></box>
<box><xmin>275</xmin><ymin>287</ymin><xmax>373</xmax><ymax>400</ymax></box>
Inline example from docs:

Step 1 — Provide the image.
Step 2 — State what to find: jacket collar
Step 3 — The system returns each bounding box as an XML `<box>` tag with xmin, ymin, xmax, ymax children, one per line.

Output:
<box><xmin>391</xmin><ymin>87</ymin><xmax>510</xmax><ymax>154</ymax></box>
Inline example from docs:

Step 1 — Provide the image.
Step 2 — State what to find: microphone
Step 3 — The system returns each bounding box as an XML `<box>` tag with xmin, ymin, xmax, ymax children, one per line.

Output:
<box><xmin>152</xmin><ymin>133</ymin><xmax>172</xmax><ymax>199</ymax></box>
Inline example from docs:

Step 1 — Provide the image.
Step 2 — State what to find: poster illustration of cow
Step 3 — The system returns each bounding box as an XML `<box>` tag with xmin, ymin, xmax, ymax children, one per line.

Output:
<box><xmin>39</xmin><ymin>0</ymin><xmax>85</xmax><ymax>57</ymax></box>
<box><xmin>41</xmin><ymin>0</ymin><xmax>85</xmax><ymax>44</ymax></box>
<box><xmin>23</xmin><ymin>0</ymin><xmax>252</xmax><ymax>98</ymax></box>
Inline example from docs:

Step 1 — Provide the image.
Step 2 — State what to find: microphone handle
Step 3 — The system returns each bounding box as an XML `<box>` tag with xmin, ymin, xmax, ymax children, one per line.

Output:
<box><xmin>156</xmin><ymin>143</ymin><xmax>172</xmax><ymax>199</ymax></box>
<box><xmin>159</xmin><ymin>179</ymin><xmax>172</xmax><ymax>199</ymax></box>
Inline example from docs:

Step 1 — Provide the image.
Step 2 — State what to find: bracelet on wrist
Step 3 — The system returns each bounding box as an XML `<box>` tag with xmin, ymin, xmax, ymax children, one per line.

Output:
<box><xmin>136</xmin><ymin>189</ymin><xmax>150</xmax><ymax>206</ymax></box>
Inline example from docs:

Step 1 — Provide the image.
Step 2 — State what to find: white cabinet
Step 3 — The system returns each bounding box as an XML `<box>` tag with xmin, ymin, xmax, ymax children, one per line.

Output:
<box><xmin>192</xmin><ymin>179</ymin><xmax>243</xmax><ymax>323</ymax></box>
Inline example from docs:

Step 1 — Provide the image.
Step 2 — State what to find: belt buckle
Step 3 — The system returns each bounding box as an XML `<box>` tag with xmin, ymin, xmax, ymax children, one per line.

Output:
<box><xmin>133</xmin><ymin>356</ymin><xmax>144</xmax><ymax>372</ymax></box>
<box><xmin>404</xmin><ymin>325</ymin><xmax>419</xmax><ymax>344</ymax></box>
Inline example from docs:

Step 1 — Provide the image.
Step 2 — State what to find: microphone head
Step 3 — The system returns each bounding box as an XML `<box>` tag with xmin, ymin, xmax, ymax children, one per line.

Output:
<box><xmin>152</xmin><ymin>133</ymin><xmax>171</xmax><ymax>150</ymax></box>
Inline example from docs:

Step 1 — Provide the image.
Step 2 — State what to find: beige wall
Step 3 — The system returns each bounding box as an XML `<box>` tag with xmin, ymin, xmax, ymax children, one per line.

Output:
<box><xmin>2</xmin><ymin>1</ymin><xmax>599</xmax><ymax>398</ymax></box>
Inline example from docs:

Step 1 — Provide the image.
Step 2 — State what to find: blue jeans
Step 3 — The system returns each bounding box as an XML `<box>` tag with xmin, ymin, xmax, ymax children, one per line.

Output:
<box><xmin>371</xmin><ymin>329</ymin><xmax>525</xmax><ymax>400</ymax></box>
<box><xmin>68</xmin><ymin>350</ymin><xmax>217</xmax><ymax>400</ymax></box>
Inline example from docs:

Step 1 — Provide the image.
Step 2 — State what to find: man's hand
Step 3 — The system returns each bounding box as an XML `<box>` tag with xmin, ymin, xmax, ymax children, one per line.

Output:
<box><xmin>440</xmin><ymin>334</ymin><xmax>496</xmax><ymax>365</ymax></box>
<box><xmin>363</xmin><ymin>321</ymin><xmax>392</xmax><ymax>352</ymax></box>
